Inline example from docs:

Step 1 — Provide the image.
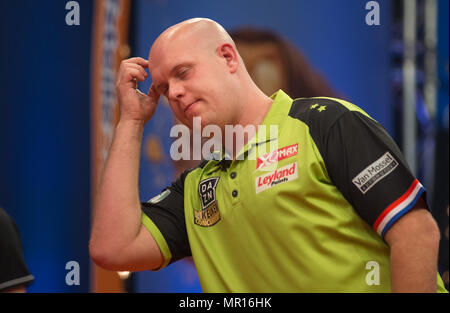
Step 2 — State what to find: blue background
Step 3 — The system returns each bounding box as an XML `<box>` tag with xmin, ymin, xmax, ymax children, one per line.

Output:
<box><xmin>0</xmin><ymin>1</ymin><xmax>93</xmax><ymax>292</ymax></box>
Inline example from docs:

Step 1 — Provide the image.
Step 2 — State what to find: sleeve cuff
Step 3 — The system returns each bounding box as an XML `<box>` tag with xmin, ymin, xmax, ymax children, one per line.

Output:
<box><xmin>0</xmin><ymin>274</ymin><xmax>34</xmax><ymax>291</ymax></box>
<box><xmin>141</xmin><ymin>213</ymin><xmax>172</xmax><ymax>270</ymax></box>
<box><xmin>373</xmin><ymin>179</ymin><xmax>425</xmax><ymax>238</ymax></box>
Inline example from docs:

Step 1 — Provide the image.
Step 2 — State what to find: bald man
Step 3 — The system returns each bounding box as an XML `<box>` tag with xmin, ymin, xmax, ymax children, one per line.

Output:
<box><xmin>90</xmin><ymin>18</ymin><xmax>447</xmax><ymax>292</ymax></box>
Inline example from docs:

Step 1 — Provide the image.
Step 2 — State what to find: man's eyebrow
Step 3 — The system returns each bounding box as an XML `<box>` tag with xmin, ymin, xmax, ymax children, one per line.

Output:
<box><xmin>155</xmin><ymin>63</ymin><xmax>192</xmax><ymax>91</ymax></box>
<box><xmin>171</xmin><ymin>63</ymin><xmax>191</xmax><ymax>75</ymax></box>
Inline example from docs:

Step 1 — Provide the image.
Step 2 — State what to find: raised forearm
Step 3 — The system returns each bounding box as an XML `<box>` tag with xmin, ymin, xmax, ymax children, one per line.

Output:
<box><xmin>90</xmin><ymin>57</ymin><xmax>161</xmax><ymax>269</ymax></box>
<box><xmin>90</xmin><ymin>120</ymin><xmax>145</xmax><ymax>255</ymax></box>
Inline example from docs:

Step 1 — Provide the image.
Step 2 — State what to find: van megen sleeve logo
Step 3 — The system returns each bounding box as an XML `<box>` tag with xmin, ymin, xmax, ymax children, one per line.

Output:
<box><xmin>195</xmin><ymin>177</ymin><xmax>221</xmax><ymax>227</ymax></box>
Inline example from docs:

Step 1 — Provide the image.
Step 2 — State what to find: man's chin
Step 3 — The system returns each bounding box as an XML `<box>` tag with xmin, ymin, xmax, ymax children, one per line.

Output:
<box><xmin>181</xmin><ymin>114</ymin><xmax>225</xmax><ymax>132</ymax></box>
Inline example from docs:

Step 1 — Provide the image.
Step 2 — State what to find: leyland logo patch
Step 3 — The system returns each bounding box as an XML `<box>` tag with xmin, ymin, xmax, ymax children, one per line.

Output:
<box><xmin>256</xmin><ymin>143</ymin><xmax>298</xmax><ymax>170</ymax></box>
<box><xmin>352</xmin><ymin>152</ymin><xmax>399</xmax><ymax>194</ymax></box>
<box><xmin>255</xmin><ymin>162</ymin><xmax>298</xmax><ymax>193</ymax></box>
<box><xmin>195</xmin><ymin>177</ymin><xmax>221</xmax><ymax>227</ymax></box>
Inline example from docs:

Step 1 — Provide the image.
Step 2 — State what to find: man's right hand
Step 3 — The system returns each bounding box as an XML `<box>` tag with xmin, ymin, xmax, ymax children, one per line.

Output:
<box><xmin>116</xmin><ymin>57</ymin><xmax>160</xmax><ymax>124</ymax></box>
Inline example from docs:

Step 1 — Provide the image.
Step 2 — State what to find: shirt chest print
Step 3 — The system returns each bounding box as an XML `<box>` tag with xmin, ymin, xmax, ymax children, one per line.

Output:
<box><xmin>256</xmin><ymin>143</ymin><xmax>298</xmax><ymax>170</ymax></box>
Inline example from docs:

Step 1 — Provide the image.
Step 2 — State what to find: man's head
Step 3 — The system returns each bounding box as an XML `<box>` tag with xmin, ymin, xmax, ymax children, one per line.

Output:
<box><xmin>148</xmin><ymin>18</ymin><xmax>249</xmax><ymax>130</ymax></box>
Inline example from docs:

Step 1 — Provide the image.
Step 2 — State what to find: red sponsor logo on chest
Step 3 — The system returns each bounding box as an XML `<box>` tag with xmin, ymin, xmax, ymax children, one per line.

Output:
<box><xmin>256</xmin><ymin>143</ymin><xmax>298</xmax><ymax>170</ymax></box>
<box><xmin>255</xmin><ymin>161</ymin><xmax>298</xmax><ymax>193</ymax></box>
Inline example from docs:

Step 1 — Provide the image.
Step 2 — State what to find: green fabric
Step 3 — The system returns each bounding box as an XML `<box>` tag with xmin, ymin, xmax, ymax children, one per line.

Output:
<box><xmin>142</xmin><ymin>89</ymin><xmax>447</xmax><ymax>292</ymax></box>
<box><xmin>181</xmin><ymin>90</ymin><xmax>446</xmax><ymax>292</ymax></box>
<box><xmin>141</xmin><ymin>213</ymin><xmax>172</xmax><ymax>270</ymax></box>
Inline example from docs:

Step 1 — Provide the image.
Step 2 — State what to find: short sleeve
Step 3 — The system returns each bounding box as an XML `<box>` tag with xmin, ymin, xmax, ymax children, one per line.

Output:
<box><xmin>324</xmin><ymin>111</ymin><xmax>425</xmax><ymax>238</ymax></box>
<box><xmin>0</xmin><ymin>208</ymin><xmax>34</xmax><ymax>291</ymax></box>
<box><xmin>140</xmin><ymin>169</ymin><xmax>192</xmax><ymax>269</ymax></box>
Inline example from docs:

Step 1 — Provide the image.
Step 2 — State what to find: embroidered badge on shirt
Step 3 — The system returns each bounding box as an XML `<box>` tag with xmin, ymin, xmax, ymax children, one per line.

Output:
<box><xmin>195</xmin><ymin>177</ymin><xmax>221</xmax><ymax>227</ymax></box>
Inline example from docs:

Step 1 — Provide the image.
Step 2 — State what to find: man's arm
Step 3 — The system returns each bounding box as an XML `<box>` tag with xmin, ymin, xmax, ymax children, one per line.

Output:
<box><xmin>303</xmin><ymin>102</ymin><xmax>442</xmax><ymax>292</ymax></box>
<box><xmin>384</xmin><ymin>197</ymin><xmax>440</xmax><ymax>292</ymax></box>
<box><xmin>89</xmin><ymin>57</ymin><xmax>163</xmax><ymax>271</ymax></box>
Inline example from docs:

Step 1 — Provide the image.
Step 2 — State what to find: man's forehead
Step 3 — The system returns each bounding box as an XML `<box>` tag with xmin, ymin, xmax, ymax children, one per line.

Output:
<box><xmin>148</xmin><ymin>45</ymin><xmax>194</xmax><ymax>76</ymax></box>
<box><xmin>151</xmin><ymin>61</ymin><xmax>194</xmax><ymax>90</ymax></box>
<box><xmin>149</xmin><ymin>34</ymin><xmax>191</xmax><ymax>69</ymax></box>
<box><xmin>148</xmin><ymin>19</ymin><xmax>222</xmax><ymax>83</ymax></box>
<box><xmin>149</xmin><ymin>19</ymin><xmax>220</xmax><ymax>66</ymax></box>
<box><xmin>149</xmin><ymin>48</ymin><xmax>203</xmax><ymax>92</ymax></box>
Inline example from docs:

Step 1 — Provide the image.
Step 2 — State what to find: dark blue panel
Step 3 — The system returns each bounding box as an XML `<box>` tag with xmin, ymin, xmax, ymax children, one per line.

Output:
<box><xmin>0</xmin><ymin>0</ymin><xmax>93</xmax><ymax>292</ymax></box>
<box><xmin>437</xmin><ymin>0</ymin><xmax>449</xmax><ymax>130</ymax></box>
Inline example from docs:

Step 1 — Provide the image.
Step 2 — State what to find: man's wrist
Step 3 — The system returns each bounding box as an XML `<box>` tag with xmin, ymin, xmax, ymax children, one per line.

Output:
<box><xmin>113</xmin><ymin>119</ymin><xmax>146</xmax><ymax>144</ymax></box>
<box><xmin>117</xmin><ymin>119</ymin><xmax>146</xmax><ymax>131</ymax></box>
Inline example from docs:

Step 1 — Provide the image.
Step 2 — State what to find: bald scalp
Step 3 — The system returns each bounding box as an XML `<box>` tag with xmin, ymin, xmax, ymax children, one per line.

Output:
<box><xmin>150</xmin><ymin>18</ymin><xmax>239</xmax><ymax>61</ymax></box>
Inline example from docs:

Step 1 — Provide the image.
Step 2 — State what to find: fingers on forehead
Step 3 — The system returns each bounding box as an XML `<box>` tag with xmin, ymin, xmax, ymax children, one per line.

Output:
<box><xmin>126</xmin><ymin>57</ymin><xmax>148</xmax><ymax>67</ymax></box>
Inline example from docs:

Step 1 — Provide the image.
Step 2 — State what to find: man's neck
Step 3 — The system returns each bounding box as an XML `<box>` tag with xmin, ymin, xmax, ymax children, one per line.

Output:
<box><xmin>224</xmin><ymin>90</ymin><xmax>274</xmax><ymax>160</ymax></box>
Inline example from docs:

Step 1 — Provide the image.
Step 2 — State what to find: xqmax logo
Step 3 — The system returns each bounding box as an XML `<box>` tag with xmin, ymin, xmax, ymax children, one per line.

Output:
<box><xmin>256</xmin><ymin>143</ymin><xmax>298</xmax><ymax>170</ymax></box>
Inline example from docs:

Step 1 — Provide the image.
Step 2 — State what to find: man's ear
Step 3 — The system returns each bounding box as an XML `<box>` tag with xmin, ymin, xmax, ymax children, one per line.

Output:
<box><xmin>217</xmin><ymin>43</ymin><xmax>239</xmax><ymax>73</ymax></box>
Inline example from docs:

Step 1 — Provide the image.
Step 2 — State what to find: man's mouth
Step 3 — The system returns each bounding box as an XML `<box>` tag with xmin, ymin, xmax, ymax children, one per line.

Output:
<box><xmin>184</xmin><ymin>100</ymin><xmax>199</xmax><ymax>115</ymax></box>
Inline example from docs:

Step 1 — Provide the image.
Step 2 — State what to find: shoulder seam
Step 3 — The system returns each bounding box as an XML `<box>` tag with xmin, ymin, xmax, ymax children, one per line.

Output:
<box><xmin>289</xmin><ymin>98</ymin><xmax>350</xmax><ymax>134</ymax></box>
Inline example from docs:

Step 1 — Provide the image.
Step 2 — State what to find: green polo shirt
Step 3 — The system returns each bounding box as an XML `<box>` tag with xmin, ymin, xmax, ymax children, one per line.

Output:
<box><xmin>141</xmin><ymin>90</ymin><xmax>447</xmax><ymax>292</ymax></box>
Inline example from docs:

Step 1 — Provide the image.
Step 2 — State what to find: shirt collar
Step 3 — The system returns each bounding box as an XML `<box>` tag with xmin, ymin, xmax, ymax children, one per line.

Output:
<box><xmin>207</xmin><ymin>89</ymin><xmax>293</xmax><ymax>173</ymax></box>
<box><xmin>235</xmin><ymin>89</ymin><xmax>293</xmax><ymax>159</ymax></box>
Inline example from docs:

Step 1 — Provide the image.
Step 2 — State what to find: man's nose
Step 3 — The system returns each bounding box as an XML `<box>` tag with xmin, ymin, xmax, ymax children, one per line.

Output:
<box><xmin>168</xmin><ymin>82</ymin><xmax>185</xmax><ymax>102</ymax></box>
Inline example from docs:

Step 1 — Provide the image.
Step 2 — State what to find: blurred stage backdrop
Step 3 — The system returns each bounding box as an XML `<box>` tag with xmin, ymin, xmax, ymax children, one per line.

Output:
<box><xmin>0</xmin><ymin>0</ymin><xmax>448</xmax><ymax>292</ymax></box>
